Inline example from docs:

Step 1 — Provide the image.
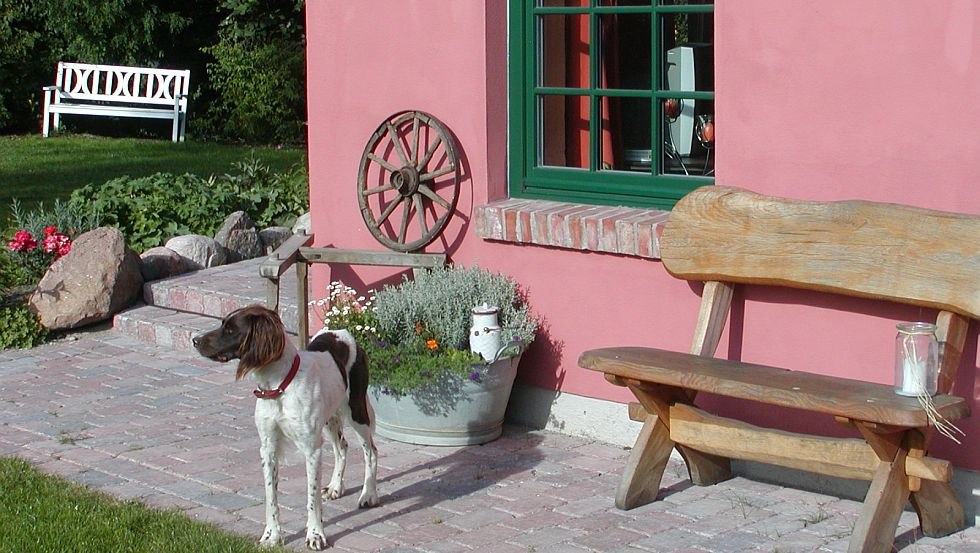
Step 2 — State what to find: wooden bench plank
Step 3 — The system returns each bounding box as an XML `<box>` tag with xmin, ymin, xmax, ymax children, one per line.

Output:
<box><xmin>579</xmin><ymin>346</ymin><xmax>969</xmax><ymax>427</ymax></box>
<box><xmin>668</xmin><ymin>403</ymin><xmax>951</xmax><ymax>483</ymax></box>
<box><xmin>660</xmin><ymin>186</ymin><xmax>980</xmax><ymax>319</ymax></box>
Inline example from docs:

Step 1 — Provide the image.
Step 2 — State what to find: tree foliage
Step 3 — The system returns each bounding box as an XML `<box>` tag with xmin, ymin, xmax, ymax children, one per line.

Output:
<box><xmin>199</xmin><ymin>0</ymin><xmax>307</xmax><ymax>144</ymax></box>
<box><xmin>0</xmin><ymin>0</ymin><xmax>307</xmax><ymax>144</ymax></box>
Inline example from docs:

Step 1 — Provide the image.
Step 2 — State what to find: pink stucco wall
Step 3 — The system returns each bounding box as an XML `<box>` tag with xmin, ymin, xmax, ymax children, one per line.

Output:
<box><xmin>306</xmin><ymin>1</ymin><xmax>979</xmax><ymax>470</ymax></box>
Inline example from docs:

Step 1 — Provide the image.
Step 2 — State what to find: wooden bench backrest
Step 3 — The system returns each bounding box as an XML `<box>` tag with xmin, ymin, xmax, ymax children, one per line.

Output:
<box><xmin>55</xmin><ymin>62</ymin><xmax>190</xmax><ymax>107</ymax></box>
<box><xmin>660</xmin><ymin>186</ymin><xmax>980</xmax><ymax>320</ymax></box>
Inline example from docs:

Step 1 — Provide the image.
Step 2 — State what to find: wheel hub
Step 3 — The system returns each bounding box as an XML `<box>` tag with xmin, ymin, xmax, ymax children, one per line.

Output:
<box><xmin>391</xmin><ymin>166</ymin><xmax>421</xmax><ymax>197</ymax></box>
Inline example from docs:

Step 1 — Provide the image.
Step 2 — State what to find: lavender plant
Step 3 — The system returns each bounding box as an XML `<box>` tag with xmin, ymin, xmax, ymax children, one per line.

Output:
<box><xmin>317</xmin><ymin>266</ymin><xmax>538</xmax><ymax>398</ymax></box>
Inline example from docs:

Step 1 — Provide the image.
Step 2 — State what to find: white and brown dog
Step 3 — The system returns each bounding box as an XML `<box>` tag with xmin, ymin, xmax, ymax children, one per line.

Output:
<box><xmin>193</xmin><ymin>305</ymin><xmax>378</xmax><ymax>550</ymax></box>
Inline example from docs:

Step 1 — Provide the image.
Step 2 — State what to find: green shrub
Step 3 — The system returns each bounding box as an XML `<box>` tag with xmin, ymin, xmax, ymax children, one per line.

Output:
<box><xmin>68</xmin><ymin>158</ymin><xmax>308</xmax><ymax>252</ymax></box>
<box><xmin>7</xmin><ymin>198</ymin><xmax>102</xmax><ymax>240</ymax></box>
<box><xmin>201</xmin><ymin>29</ymin><xmax>306</xmax><ymax>144</ymax></box>
<box><xmin>0</xmin><ymin>301</ymin><xmax>46</xmax><ymax>349</ymax></box>
<box><xmin>0</xmin><ymin>250</ymin><xmax>30</xmax><ymax>289</ymax></box>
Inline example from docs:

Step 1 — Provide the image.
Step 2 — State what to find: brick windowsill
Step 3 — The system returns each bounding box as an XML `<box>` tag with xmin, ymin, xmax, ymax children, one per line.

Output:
<box><xmin>474</xmin><ymin>199</ymin><xmax>669</xmax><ymax>259</ymax></box>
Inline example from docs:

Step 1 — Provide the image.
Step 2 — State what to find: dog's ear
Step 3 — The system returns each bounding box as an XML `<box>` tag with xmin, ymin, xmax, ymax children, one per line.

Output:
<box><xmin>236</xmin><ymin>307</ymin><xmax>285</xmax><ymax>380</ymax></box>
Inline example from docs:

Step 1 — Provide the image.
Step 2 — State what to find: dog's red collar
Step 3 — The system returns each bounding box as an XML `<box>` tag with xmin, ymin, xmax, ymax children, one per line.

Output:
<box><xmin>253</xmin><ymin>354</ymin><xmax>301</xmax><ymax>400</ymax></box>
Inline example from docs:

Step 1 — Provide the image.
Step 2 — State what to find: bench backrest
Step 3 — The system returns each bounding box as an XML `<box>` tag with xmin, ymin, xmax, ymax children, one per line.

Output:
<box><xmin>54</xmin><ymin>62</ymin><xmax>190</xmax><ymax>108</ymax></box>
<box><xmin>660</xmin><ymin>186</ymin><xmax>980</xmax><ymax>320</ymax></box>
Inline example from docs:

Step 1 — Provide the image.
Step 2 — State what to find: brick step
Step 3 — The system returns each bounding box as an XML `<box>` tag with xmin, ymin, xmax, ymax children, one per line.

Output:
<box><xmin>142</xmin><ymin>259</ymin><xmax>271</xmax><ymax>318</ymax></box>
<box><xmin>113</xmin><ymin>303</ymin><xmax>220</xmax><ymax>352</ymax></box>
<box><xmin>114</xmin><ymin>258</ymin><xmax>304</xmax><ymax>351</ymax></box>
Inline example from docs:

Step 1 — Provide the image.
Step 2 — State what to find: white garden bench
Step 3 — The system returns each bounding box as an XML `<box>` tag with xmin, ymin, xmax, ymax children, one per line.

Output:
<box><xmin>42</xmin><ymin>62</ymin><xmax>190</xmax><ymax>143</ymax></box>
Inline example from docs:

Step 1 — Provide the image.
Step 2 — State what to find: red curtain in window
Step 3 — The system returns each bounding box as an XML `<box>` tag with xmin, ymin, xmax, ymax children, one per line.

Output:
<box><xmin>565</xmin><ymin>11</ymin><xmax>617</xmax><ymax>169</ymax></box>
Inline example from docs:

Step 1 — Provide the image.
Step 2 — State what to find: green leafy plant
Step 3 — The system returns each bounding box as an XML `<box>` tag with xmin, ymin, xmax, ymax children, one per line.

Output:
<box><xmin>68</xmin><ymin>158</ymin><xmax>308</xmax><ymax>252</ymax></box>
<box><xmin>0</xmin><ymin>302</ymin><xmax>47</xmax><ymax>349</ymax></box>
<box><xmin>318</xmin><ymin>266</ymin><xmax>538</xmax><ymax>398</ymax></box>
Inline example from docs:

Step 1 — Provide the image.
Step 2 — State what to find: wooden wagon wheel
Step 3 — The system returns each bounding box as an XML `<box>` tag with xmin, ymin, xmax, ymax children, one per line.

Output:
<box><xmin>357</xmin><ymin>110</ymin><xmax>461</xmax><ymax>252</ymax></box>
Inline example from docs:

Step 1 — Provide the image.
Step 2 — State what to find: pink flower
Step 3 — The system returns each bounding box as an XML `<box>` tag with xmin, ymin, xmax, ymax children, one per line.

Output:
<box><xmin>43</xmin><ymin>225</ymin><xmax>58</xmax><ymax>237</ymax></box>
<box><xmin>42</xmin><ymin>232</ymin><xmax>72</xmax><ymax>259</ymax></box>
<box><xmin>7</xmin><ymin>230</ymin><xmax>37</xmax><ymax>252</ymax></box>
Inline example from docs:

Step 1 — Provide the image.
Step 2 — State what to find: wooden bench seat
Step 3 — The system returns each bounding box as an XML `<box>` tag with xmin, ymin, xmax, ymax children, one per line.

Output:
<box><xmin>578</xmin><ymin>185</ymin><xmax>978</xmax><ymax>553</ymax></box>
<box><xmin>581</xmin><ymin>347</ymin><xmax>969</xmax><ymax>428</ymax></box>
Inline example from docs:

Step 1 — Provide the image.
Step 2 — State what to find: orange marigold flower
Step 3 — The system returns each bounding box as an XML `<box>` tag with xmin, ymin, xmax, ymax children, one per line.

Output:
<box><xmin>426</xmin><ymin>339</ymin><xmax>439</xmax><ymax>350</ymax></box>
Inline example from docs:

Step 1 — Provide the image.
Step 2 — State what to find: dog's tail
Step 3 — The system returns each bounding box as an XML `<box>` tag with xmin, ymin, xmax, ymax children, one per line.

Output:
<box><xmin>307</xmin><ymin>330</ymin><xmax>372</xmax><ymax>426</ymax></box>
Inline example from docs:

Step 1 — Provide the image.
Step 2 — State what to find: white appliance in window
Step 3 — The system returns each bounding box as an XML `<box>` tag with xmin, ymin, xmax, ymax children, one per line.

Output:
<box><xmin>666</xmin><ymin>44</ymin><xmax>711</xmax><ymax>158</ymax></box>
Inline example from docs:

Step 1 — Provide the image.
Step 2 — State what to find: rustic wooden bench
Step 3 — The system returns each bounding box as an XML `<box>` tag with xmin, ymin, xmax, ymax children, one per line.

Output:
<box><xmin>578</xmin><ymin>185</ymin><xmax>977</xmax><ymax>553</ymax></box>
<box><xmin>42</xmin><ymin>62</ymin><xmax>190</xmax><ymax>143</ymax></box>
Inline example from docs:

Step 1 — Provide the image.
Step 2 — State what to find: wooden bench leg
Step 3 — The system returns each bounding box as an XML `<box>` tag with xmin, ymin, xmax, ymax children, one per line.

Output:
<box><xmin>616</xmin><ymin>413</ymin><xmax>673</xmax><ymax>510</ymax></box>
<box><xmin>849</xmin><ymin>447</ymin><xmax>910</xmax><ymax>553</ymax></box>
<box><xmin>906</xmin><ymin>427</ymin><xmax>966</xmax><ymax>537</ymax></box>
<box><xmin>911</xmin><ymin>480</ymin><xmax>965</xmax><ymax>537</ymax></box>
<box><xmin>616</xmin><ymin>382</ymin><xmax>732</xmax><ymax>509</ymax></box>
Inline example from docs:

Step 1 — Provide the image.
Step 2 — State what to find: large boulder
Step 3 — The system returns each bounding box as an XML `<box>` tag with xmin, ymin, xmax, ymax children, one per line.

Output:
<box><xmin>140</xmin><ymin>246</ymin><xmax>191</xmax><ymax>281</ymax></box>
<box><xmin>259</xmin><ymin>226</ymin><xmax>292</xmax><ymax>254</ymax></box>
<box><xmin>29</xmin><ymin>227</ymin><xmax>144</xmax><ymax>330</ymax></box>
<box><xmin>291</xmin><ymin>212</ymin><xmax>311</xmax><ymax>235</ymax></box>
<box><xmin>165</xmin><ymin>234</ymin><xmax>226</xmax><ymax>269</ymax></box>
<box><xmin>215</xmin><ymin>211</ymin><xmax>263</xmax><ymax>263</ymax></box>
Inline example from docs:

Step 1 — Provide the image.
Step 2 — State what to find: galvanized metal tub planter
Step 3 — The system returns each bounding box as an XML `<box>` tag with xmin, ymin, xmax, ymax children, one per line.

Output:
<box><xmin>369</xmin><ymin>352</ymin><xmax>522</xmax><ymax>446</ymax></box>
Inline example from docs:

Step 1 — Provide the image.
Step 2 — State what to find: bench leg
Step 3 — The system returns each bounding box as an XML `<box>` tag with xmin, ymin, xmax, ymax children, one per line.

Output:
<box><xmin>616</xmin><ymin>383</ymin><xmax>732</xmax><ymax>509</ymax></box>
<box><xmin>849</xmin><ymin>448</ymin><xmax>910</xmax><ymax>553</ymax></box>
<box><xmin>676</xmin><ymin>443</ymin><xmax>732</xmax><ymax>487</ymax></box>
<box><xmin>911</xmin><ymin>480</ymin><xmax>965</xmax><ymax>537</ymax></box>
<box><xmin>616</xmin><ymin>413</ymin><xmax>673</xmax><ymax>509</ymax></box>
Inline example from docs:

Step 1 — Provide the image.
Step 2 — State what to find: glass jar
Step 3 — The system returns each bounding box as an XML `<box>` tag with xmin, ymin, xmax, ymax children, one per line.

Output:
<box><xmin>894</xmin><ymin>322</ymin><xmax>938</xmax><ymax>397</ymax></box>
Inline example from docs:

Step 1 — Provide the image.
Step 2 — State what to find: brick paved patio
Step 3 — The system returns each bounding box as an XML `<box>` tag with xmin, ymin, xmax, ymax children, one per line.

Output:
<box><xmin>2</xmin><ymin>327</ymin><xmax>978</xmax><ymax>551</ymax></box>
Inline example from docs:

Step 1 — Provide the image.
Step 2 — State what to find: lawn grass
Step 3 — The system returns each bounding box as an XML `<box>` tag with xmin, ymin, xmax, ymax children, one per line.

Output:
<box><xmin>0</xmin><ymin>134</ymin><xmax>306</xmax><ymax>225</ymax></box>
<box><xmin>0</xmin><ymin>457</ymin><xmax>280</xmax><ymax>553</ymax></box>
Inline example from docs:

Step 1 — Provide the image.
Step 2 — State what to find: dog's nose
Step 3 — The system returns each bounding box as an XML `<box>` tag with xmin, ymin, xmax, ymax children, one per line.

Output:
<box><xmin>192</xmin><ymin>335</ymin><xmax>201</xmax><ymax>347</ymax></box>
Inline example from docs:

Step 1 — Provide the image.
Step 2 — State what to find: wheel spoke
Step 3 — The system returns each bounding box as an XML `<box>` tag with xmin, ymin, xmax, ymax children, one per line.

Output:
<box><xmin>413</xmin><ymin>194</ymin><xmax>429</xmax><ymax>236</ymax></box>
<box><xmin>367</xmin><ymin>153</ymin><xmax>399</xmax><ymax>173</ymax></box>
<box><xmin>420</xmin><ymin>163</ymin><xmax>456</xmax><ymax>182</ymax></box>
<box><xmin>362</xmin><ymin>183</ymin><xmax>397</xmax><ymax>197</ymax></box>
<box><xmin>385</xmin><ymin>122</ymin><xmax>411</xmax><ymax>167</ymax></box>
<box><xmin>397</xmin><ymin>198</ymin><xmax>412</xmax><ymax>244</ymax></box>
<box><xmin>411</xmin><ymin>115</ymin><xmax>420</xmax><ymax>165</ymax></box>
<box><xmin>417</xmin><ymin>135</ymin><xmax>442</xmax><ymax>170</ymax></box>
<box><xmin>417</xmin><ymin>184</ymin><xmax>451</xmax><ymax>210</ymax></box>
<box><xmin>376</xmin><ymin>196</ymin><xmax>403</xmax><ymax>226</ymax></box>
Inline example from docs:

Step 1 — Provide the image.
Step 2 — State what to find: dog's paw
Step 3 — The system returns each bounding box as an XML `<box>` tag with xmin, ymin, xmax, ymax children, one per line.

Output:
<box><xmin>259</xmin><ymin>526</ymin><xmax>283</xmax><ymax>548</ymax></box>
<box><xmin>322</xmin><ymin>484</ymin><xmax>344</xmax><ymax>500</ymax></box>
<box><xmin>357</xmin><ymin>491</ymin><xmax>379</xmax><ymax>509</ymax></box>
<box><xmin>306</xmin><ymin>529</ymin><xmax>329</xmax><ymax>550</ymax></box>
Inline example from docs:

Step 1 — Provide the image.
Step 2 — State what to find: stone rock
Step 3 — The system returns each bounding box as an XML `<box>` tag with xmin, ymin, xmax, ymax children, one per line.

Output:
<box><xmin>165</xmin><ymin>234</ymin><xmax>226</xmax><ymax>270</ymax></box>
<box><xmin>140</xmin><ymin>246</ymin><xmax>191</xmax><ymax>281</ymax></box>
<box><xmin>29</xmin><ymin>227</ymin><xmax>144</xmax><ymax>330</ymax></box>
<box><xmin>215</xmin><ymin>211</ymin><xmax>263</xmax><ymax>262</ymax></box>
<box><xmin>291</xmin><ymin>212</ymin><xmax>312</xmax><ymax>235</ymax></box>
<box><xmin>259</xmin><ymin>226</ymin><xmax>293</xmax><ymax>254</ymax></box>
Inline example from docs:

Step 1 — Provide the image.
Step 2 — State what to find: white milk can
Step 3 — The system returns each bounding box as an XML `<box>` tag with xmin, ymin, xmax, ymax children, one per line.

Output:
<box><xmin>470</xmin><ymin>303</ymin><xmax>502</xmax><ymax>362</ymax></box>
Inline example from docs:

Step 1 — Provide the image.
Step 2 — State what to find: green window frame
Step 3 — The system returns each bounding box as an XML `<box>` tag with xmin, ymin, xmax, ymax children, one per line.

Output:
<box><xmin>508</xmin><ymin>0</ymin><xmax>715</xmax><ymax>210</ymax></box>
